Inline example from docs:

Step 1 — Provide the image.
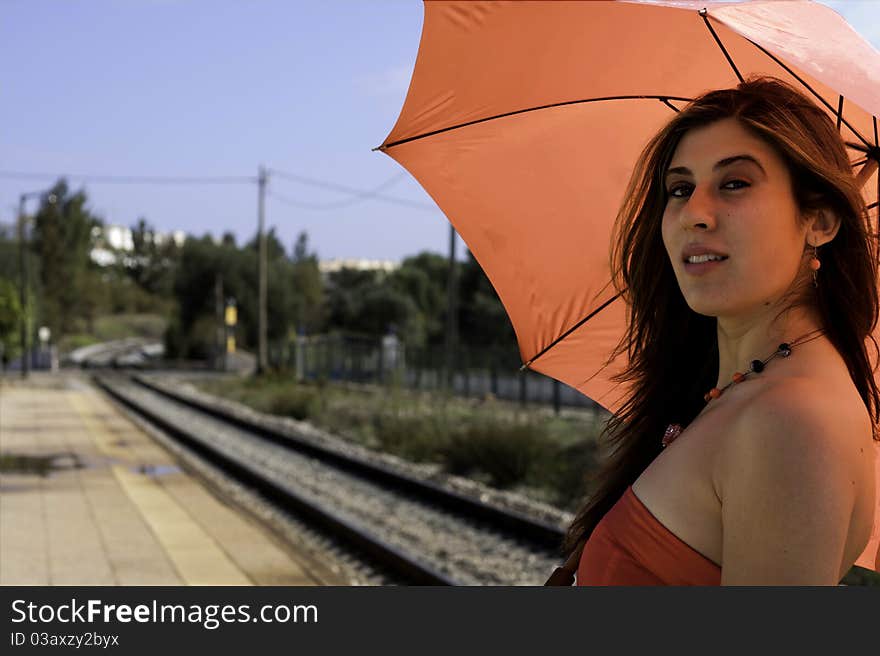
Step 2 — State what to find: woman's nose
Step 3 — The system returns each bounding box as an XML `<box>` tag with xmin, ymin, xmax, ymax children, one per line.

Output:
<box><xmin>680</xmin><ymin>185</ymin><xmax>717</xmax><ymax>231</ymax></box>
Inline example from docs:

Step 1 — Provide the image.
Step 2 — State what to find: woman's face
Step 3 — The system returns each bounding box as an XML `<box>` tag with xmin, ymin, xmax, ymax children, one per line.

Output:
<box><xmin>661</xmin><ymin>117</ymin><xmax>808</xmax><ymax>319</ymax></box>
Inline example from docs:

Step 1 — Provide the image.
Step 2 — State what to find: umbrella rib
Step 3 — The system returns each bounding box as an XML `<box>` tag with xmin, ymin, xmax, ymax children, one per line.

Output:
<box><xmin>703</xmin><ymin>6</ymin><xmax>873</xmax><ymax>149</ymax></box>
<box><xmin>381</xmin><ymin>18</ymin><xmax>877</xmax><ymax>155</ymax></box>
<box><xmin>519</xmin><ymin>291</ymin><xmax>623</xmax><ymax>371</ymax></box>
<box><xmin>847</xmin><ymin>142</ymin><xmax>880</xmax><ymax>158</ymax></box>
<box><xmin>382</xmin><ymin>11</ymin><xmax>880</xmax><ymax>378</ymax></box>
<box><xmin>871</xmin><ymin>116</ymin><xmax>880</xmax><ymax>266</ymax></box>
<box><xmin>745</xmin><ymin>40</ymin><xmax>875</xmax><ymax>151</ymax></box>
<box><xmin>699</xmin><ymin>10</ymin><xmax>744</xmax><ymax>84</ymax></box>
<box><xmin>660</xmin><ymin>98</ymin><xmax>681</xmax><ymax>113</ymax></box>
<box><xmin>378</xmin><ymin>96</ymin><xmax>694</xmax><ymax>150</ymax></box>
<box><xmin>516</xmin><ymin>92</ymin><xmax>684</xmax><ymax>370</ymax></box>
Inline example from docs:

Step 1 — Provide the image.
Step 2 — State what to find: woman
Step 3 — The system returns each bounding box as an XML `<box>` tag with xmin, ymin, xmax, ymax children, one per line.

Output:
<box><xmin>549</xmin><ymin>77</ymin><xmax>880</xmax><ymax>586</ymax></box>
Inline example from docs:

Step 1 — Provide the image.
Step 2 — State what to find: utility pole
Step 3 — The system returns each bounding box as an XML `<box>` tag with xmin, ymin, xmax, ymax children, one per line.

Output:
<box><xmin>214</xmin><ymin>273</ymin><xmax>224</xmax><ymax>370</ymax></box>
<box><xmin>17</xmin><ymin>195</ymin><xmax>28</xmax><ymax>379</ymax></box>
<box><xmin>444</xmin><ymin>223</ymin><xmax>459</xmax><ymax>391</ymax></box>
<box><xmin>257</xmin><ymin>165</ymin><xmax>268</xmax><ymax>375</ymax></box>
<box><xmin>16</xmin><ymin>190</ymin><xmax>54</xmax><ymax>378</ymax></box>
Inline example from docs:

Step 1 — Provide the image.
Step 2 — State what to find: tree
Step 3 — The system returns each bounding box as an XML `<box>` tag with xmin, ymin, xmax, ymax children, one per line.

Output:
<box><xmin>169</xmin><ymin>235</ymin><xmax>241</xmax><ymax>358</ymax></box>
<box><xmin>320</xmin><ymin>263</ymin><xmax>425</xmax><ymax>346</ymax></box>
<box><xmin>29</xmin><ymin>180</ymin><xmax>102</xmax><ymax>336</ymax></box>
<box><xmin>354</xmin><ymin>285</ymin><xmax>417</xmax><ymax>337</ymax></box>
<box><xmin>168</xmin><ymin>230</ymin><xmax>300</xmax><ymax>360</ymax></box>
<box><xmin>0</xmin><ymin>223</ymin><xmax>22</xmax><ymax>280</ymax></box>
<box><xmin>457</xmin><ymin>250</ymin><xmax>517</xmax><ymax>347</ymax></box>
<box><xmin>387</xmin><ymin>252</ymin><xmax>449</xmax><ymax>346</ymax></box>
<box><xmin>290</xmin><ymin>232</ymin><xmax>324</xmax><ymax>334</ymax></box>
<box><xmin>245</xmin><ymin>227</ymin><xmax>286</xmax><ymax>261</ymax></box>
<box><xmin>0</xmin><ymin>277</ymin><xmax>22</xmax><ymax>364</ymax></box>
<box><xmin>324</xmin><ymin>268</ymin><xmax>380</xmax><ymax>331</ymax></box>
<box><xmin>127</xmin><ymin>216</ymin><xmax>180</xmax><ymax>297</ymax></box>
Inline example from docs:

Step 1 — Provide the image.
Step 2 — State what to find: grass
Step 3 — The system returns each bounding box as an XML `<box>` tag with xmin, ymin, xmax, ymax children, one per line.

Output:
<box><xmin>59</xmin><ymin>313</ymin><xmax>167</xmax><ymax>354</ymax></box>
<box><xmin>93</xmin><ymin>313</ymin><xmax>166</xmax><ymax>340</ymax></box>
<box><xmin>194</xmin><ymin>373</ymin><xmax>605</xmax><ymax>511</ymax></box>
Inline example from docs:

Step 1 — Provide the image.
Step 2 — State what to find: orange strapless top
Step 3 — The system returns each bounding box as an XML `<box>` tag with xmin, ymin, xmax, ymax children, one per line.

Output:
<box><xmin>577</xmin><ymin>485</ymin><xmax>722</xmax><ymax>586</ymax></box>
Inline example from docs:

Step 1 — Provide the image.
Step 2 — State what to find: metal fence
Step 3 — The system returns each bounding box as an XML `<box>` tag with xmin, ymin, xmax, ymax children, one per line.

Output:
<box><xmin>268</xmin><ymin>333</ymin><xmax>602</xmax><ymax>413</ymax></box>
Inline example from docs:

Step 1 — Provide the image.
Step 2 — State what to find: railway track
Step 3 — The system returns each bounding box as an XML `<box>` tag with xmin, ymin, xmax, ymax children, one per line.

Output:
<box><xmin>94</xmin><ymin>373</ymin><xmax>567</xmax><ymax>585</ymax></box>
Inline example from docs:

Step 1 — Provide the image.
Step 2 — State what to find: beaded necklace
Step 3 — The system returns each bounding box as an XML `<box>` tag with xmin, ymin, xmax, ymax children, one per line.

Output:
<box><xmin>662</xmin><ymin>328</ymin><xmax>826</xmax><ymax>448</ymax></box>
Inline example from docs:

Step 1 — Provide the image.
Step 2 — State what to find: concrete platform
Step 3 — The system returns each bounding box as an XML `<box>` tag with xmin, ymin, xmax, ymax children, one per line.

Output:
<box><xmin>0</xmin><ymin>372</ymin><xmax>343</xmax><ymax>586</ymax></box>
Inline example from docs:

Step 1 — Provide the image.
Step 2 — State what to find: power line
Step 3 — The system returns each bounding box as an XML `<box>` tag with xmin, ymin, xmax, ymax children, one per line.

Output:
<box><xmin>268</xmin><ymin>188</ymin><xmax>436</xmax><ymax>212</ymax></box>
<box><xmin>268</xmin><ymin>168</ymin><xmax>435</xmax><ymax>210</ymax></box>
<box><xmin>0</xmin><ymin>168</ymin><xmax>436</xmax><ymax>210</ymax></box>
<box><xmin>267</xmin><ymin>173</ymin><xmax>436</xmax><ymax>211</ymax></box>
<box><xmin>0</xmin><ymin>171</ymin><xmax>256</xmax><ymax>184</ymax></box>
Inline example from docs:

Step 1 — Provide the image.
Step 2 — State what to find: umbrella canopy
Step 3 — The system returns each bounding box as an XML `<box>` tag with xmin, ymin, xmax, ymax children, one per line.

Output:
<box><xmin>379</xmin><ymin>0</ymin><xmax>879</xmax><ymax>412</ymax></box>
<box><xmin>379</xmin><ymin>0</ymin><xmax>880</xmax><ymax>572</ymax></box>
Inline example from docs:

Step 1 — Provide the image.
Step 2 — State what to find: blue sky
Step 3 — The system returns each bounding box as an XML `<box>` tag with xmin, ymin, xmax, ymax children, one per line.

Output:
<box><xmin>2</xmin><ymin>0</ymin><xmax>878</xmax><ymax>262</ymax></box>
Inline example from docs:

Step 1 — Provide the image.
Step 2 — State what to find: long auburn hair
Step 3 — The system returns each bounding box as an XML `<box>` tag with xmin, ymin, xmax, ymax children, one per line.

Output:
<box><xmin>562</xmin><ymin>76</ymin><xmax>880</xmax><ymax>556</ymax></box>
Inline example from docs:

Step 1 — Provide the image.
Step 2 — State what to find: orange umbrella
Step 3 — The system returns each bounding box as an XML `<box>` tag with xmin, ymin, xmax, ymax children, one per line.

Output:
<box><xmin>378</xmin><ymin>0</ymin><xmax>880</xmax><ymax>570</ymax></box>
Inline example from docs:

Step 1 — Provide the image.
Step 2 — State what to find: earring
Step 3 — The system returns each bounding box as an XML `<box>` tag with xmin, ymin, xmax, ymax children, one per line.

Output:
<box><xmin>808</xmin><ymin>243</ymin><xmax>821</xmax><ymax>287</ymax></box>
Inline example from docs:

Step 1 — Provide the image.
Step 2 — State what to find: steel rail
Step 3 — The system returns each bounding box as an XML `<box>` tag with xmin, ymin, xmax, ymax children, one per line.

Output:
<box><xmin>94</xmin><ymin>374</ymin><xmax>458</xmax><ymax>586</ymax></box>
<box><xmin>129</xmin><ymin>373</ymin><xmax>568</xmax><ymax>549</ymax></box>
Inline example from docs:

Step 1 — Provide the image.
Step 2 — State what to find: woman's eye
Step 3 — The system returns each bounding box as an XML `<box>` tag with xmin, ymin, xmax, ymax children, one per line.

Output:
<box><xmin>723</xmin><ymin>179</ymin><xmax>749</xmax><ymax>190</ymax></box>
<box><xmin>667</xmin><ymin>180</ymin><xmax>749</xmax><ymax>198</ymax></box>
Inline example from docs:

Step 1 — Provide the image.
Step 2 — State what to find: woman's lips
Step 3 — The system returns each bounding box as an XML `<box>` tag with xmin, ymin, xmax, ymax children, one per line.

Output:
<box><xmin>683</xmin><ymin>258</ymin><xmax>728</xmax><ymax>276</ymax></box>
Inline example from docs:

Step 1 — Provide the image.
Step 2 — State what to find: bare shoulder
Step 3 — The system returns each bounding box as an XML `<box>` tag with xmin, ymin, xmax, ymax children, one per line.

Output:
<box><xmin>715</xmin><ymin>377</ymin><xmax>874</xmax><ymax>584</ymax></box>
<box><xmin>717</xmin><ymin>376</ymin><xmax>872</xmax><ymax>497</ymax></box>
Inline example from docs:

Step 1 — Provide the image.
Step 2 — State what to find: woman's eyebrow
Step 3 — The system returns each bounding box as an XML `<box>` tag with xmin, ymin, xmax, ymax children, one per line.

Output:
<box><xmin>665</xmin><ymin>154</ymin><xmax>767</xmax><ymax>178</ymax></box>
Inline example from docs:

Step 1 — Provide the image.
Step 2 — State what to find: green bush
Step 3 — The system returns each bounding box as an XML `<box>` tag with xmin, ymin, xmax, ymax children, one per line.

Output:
<box><xmin>267</xmin><ymin>387</ymin><xmax>322</xmax><ymax>421</ymax></box>
<box><xmin>441</xmin><ymin>419</ymin><xmax>549</xmax><ymax>489</ymax></box>
<box><xmin>94</xmin><ymin>313</ymin><xmax>167</xmax><ymax>340</ymax></box>
<box><xmin>534</xmin><ymin>439</ymin><xmax>600</xmax><ymax>511</ymax></box>
<box><xmin>194</xmin><ymin>376</ymin><xmax>605</xmax><ymax>509</ymax></box>
<box><xmin>373</xmin><ymin>413</ymin><xmax>452</xmax><ymax>463</ymax></box>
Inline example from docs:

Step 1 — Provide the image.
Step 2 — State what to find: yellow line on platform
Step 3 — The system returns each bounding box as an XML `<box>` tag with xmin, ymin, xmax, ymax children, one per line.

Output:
<box><xmin>68</xmin><ymin>391</ymin><xmax>252</xmax><ymax>586</ymax></box>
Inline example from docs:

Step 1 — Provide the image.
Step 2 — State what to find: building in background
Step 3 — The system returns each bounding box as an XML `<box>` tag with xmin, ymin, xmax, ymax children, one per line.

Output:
<box><xmin>89</xmin><ymin>224</ymin><xmax>185</xmax><ymax>267</ymax></box>
<box><xmin>318</xmin><ymin>258</ymin><xmax>399</xmax><ymax>276</ymax></box>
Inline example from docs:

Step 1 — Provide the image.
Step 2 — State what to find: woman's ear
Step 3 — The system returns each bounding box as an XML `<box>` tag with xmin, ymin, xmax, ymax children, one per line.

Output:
<box><xmin>806</xmin><ymin>208</ymin><xmax>841</xmax><ymax>247</ymax></box>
